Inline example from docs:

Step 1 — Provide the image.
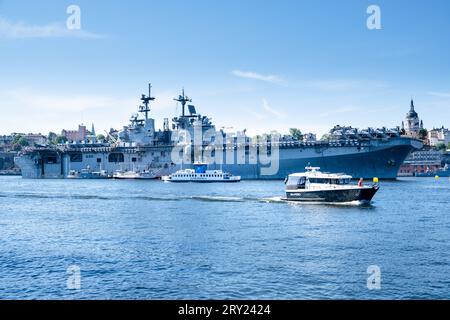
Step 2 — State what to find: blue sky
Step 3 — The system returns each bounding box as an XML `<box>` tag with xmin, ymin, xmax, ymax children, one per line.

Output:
<box><xmin>1</xmin><ymin>0</ymin><xmax>450</xmax><ymax>136</ymax></box>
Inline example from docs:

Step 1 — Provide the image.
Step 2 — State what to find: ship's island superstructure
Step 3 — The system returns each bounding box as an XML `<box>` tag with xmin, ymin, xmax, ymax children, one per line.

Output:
<box><xmin>15</xmin><ymin>84</ymin><xmax>423</xmax><ymax>179</ymax></box>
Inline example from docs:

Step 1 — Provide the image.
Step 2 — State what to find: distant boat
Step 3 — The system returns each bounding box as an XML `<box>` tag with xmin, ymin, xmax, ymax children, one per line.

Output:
<box><xmin>284</xmin><ymin>167</ymin><xmax>379</xmax><ymax>203</ymax></box>
<box><xmin>113</xmin><ymin>169</ymin><xmax>158</xmax><ymax>180</ymax></box>
<box><xmin>162</xmin><ymin>162</ymin><xmax>241</xmax><ymax>183</ymax></box>
<box><xmin>67</xmin><ymin>168</ymin><xmax>109</xmax><ymax>179</ymax></box>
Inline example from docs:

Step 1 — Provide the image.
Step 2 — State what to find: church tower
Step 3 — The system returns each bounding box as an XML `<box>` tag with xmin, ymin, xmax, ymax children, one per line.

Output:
<box><xmin>404</xmin><ymin>99</ymin><xmax>421</xmax><ymax>137</ymax></box>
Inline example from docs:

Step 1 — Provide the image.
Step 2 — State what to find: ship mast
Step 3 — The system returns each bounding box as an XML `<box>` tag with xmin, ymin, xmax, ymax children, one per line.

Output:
<box><xmin>174</xmin><ymin>88</ymin><xmax>192</xmax><ymax>117</ymax></box>
<box><xmin>139</xmin><ymin>83</ymin><xmax>155</xmax><ymax>120</ymax></box>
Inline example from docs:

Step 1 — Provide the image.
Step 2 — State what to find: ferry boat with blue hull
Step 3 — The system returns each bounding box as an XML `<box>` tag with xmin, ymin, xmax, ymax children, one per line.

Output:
<box><xmin>15</xmin><ymin>83</ymin><xmax>422</xmax><ymax>180</ymax></box>
<box><xmin>162</xmin><ymin>163</ymin><xmax>241</xmax><ymax>183</ymax></box>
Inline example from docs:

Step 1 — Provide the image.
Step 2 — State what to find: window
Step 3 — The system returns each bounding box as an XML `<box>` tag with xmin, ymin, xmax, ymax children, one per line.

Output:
<box><xmin>310</xmin><ymin>178</ymin><xmax>330</xmax><ymax>184</ymax></box>
<box><xmin>108</xmin><ymin>153</ymin><xmax>124</xmax><ymax>163</ymax></box>
<box><xmin>97</xmin><ymin>158</ymin><xmax>102</xmax><ymax>163</ymax></box>
<box><xmin>132</xmin><ymin>157</ymin><xmax>137</xmax><ymax>162</ymax></box>
<box><xmin>45</xmin><ymin>156</ymin><xmax>58</xmax><ymax>164</ymax></box>
<box><xmin>286</xmin><ymin>176</ymin><xmax>306</xmax><ymax>190</ymax></box>
<box><xmin>70</xmin><ymin>153</ymin><xmax>82</xmax><ymax>162</ymax></box>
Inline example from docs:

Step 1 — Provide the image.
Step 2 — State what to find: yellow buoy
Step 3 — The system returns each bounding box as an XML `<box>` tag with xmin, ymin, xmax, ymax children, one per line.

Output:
<box><xmin>435</xmin><ymin>175</ymin><xmax>440</xmax><ymax>180</ymax></box>
<box><xmin>373</xmin><ymin>177</ymin><xmax>379</xmax><ymax>184</ymax></box>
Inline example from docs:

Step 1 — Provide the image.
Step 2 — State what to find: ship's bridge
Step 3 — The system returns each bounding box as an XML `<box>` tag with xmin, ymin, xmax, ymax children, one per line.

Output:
<box><xmin>171</xmin><ymin>89</ymin><xmax>216</xmax><ymax>145</ymax></box>
<box><xmin>118</xmin><ymin>84</ymin><xmax>157</xmax><ymax>146</ymax></box>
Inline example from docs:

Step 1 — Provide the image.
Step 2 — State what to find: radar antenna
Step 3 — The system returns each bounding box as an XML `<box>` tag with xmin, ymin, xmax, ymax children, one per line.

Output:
<box><xmin>173</xmin><ymin>88</ymin><xmax>192</xmax><ymax>117</ymax></box>
<box><xmin>139</xmin><ymin>83</ymin><xmax>156</xmax><ymax>120</ymax></box>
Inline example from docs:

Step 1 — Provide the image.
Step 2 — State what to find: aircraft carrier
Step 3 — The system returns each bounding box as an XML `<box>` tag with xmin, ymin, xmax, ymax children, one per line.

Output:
<box><xmin>15</xmin><ymin>84</ymin><xmax>423</xmax><ymax>180</ymax></box>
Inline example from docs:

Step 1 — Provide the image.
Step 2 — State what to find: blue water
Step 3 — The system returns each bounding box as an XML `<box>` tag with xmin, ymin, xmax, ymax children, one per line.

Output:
<box><xmin>0</xmin><ymin>176</ymin><xmax>449</xmax><ymax>299</ymax></box>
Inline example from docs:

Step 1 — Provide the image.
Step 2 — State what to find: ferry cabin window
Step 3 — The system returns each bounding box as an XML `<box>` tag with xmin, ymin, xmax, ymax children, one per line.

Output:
<box><xmin>310</xmin><ymin>178</ymin><xmax>333</xmax><ymax>184</ymax></box>
<box><xmin>108</xmin><ymin>153</ymin><xmax>125</xmax><ymax>163</ymax></box>
<box><xmin>286</xmin><ymin>176</ymin><xmax>306</xmax><ymax>189</ymax></box>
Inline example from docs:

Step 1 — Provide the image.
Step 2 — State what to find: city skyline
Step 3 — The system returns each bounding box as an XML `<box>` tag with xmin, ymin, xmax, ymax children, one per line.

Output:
<box><xmin>1</xmin><ymin>0</ymin><xmax>450</xmax><ymax>136</ymax></box>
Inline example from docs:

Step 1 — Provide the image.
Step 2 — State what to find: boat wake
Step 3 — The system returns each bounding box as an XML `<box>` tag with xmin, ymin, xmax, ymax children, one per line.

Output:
<box><xmin>190</xmin><ymin>196</ymin><xmax>245</xmax><ymax>202</ymax></box>
<box><xmin>259</xmin><ymin>196</ymin><xmax>286</xmax><ymax>203</ymax></box>
<box><xmin>0</xmin><ymin>192</ymin><xmax>374</xmax><ymax>207</ymax></box>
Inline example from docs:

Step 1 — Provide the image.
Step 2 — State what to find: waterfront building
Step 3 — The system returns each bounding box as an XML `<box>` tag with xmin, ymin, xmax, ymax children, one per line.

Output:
<box><xmin>61</xmin><ymin>124</ymin><xmax>90</xmax><ymax>143</ymax></box>
<box><xmin>398</xmin><ymin>148</ymin><xmax>443</xmax><ymax>176</ymax></box>
<box><xmin>1</xmin><ymin>133</ymin><xmax>47</xmax><ymax>149</ymax></box>
<box><xmin>24</xmin><ymin>134</ymin><xmax>47</xmax><ymax>146</ymax></box>
<box><xmin>428</xmin><ymin>126</ymin><xmax>450</xmax><ymax>147</ymax></box>
<box><xmin>0</xmin><ymin>135</ymin><xmax>13</xmax><ymax>150</ymax></box>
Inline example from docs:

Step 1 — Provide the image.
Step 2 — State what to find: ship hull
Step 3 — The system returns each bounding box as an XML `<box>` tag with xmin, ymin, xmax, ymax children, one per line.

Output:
<box><xmin>285</xmin><ymin>186</ymin><xmax>379</xmax><ymax>202</ymax></box>
<box><xmin>208</xmin><ymin>140</ymin><xmax>418</xmax><ymax>180</ymax></box>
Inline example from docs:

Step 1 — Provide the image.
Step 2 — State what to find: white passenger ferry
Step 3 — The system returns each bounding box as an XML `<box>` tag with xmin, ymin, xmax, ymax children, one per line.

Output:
<box><xmin>67</xmin><ymin>168</ymin><xmax>109</xmax><ymax>179</ymax></box>
<box><xmin>162</xmin><ymin>163</ymin><xmax>241</xmax><ymax>183</ymax></box>
<box><xmin>113</xmin><ymin>169</ymin><xmax>158</xmax><ymax>180</ymax></box>
<box><xmin>284</xmin><ymin>167</ymin><xmax>379</xmax><ymax>203</ymax></box>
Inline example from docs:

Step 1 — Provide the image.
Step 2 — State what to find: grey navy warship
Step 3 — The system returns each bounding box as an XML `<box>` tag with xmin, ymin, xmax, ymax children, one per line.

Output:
<box><xmin>15</xmin><ymin>84</ymin><xmax>423</xmax><ymax>180</ymax></box>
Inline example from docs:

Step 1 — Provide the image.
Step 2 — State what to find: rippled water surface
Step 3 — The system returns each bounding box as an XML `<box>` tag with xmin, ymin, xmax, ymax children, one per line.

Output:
<box><xmin>1</xmin><ymin>176</ymin><xmax>449</xmax><ymax>299</ymax></box>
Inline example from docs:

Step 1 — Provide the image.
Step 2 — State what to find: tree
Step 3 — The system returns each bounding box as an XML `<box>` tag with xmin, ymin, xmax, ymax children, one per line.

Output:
<box><xmin>96</xmin><ymin>134</ymin><xmax>106</xmax><ymax>142</ymax></box>
<box><xmin>55</xmin><ymin>135</ymin><xmax>68</xmax><ymax>144</ymax></box>
<box><xmin>17</xmin><ymin>136</ymin><xmax>29</xmax><ymax>147</ymax></box>
<box><xmin>418</xmin><ymin>128</ymin><xmax>428</xmax><ymax>140</ymax></box>
<box><xmin>12</xmin><ymin>134</ymin><xmax>23</xmax><ymax>145</ymax></box>
<box><xmin>12</xmin><ymin>135</ymin><xmax>29</xmax><ymax>151</ymax></box>
<box><xmin>289</xmin><ymin>128</ymin><xmax>303</xmax><ymax>141</ymax></box>
<box><xmin>47</xmin><ymin>132</ymin><xmax>57</xmax><ymax>145</ymax></box>
<box><xmin>435</xmin><ymin>142</ymin><xmax>447</xmax><ymax>151</ymax></box>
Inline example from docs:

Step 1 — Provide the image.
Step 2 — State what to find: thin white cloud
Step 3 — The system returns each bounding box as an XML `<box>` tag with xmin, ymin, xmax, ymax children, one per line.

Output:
<box><xmin>0</xmin><ymin>16</ymin><xmax>104</xmax><ymax>39</ymax></box>
<box><xmin>428</xmin><ymin>91</ymin><xmax>450</xmax><ymax>98</ymax></box>
<box><xmin>247</xmin><ymin>99</ymin><xmax>286</xmax><ymax>122</ymax></box>
<box><xmin>231</xmin><ymin>70</ymin><xmax>284</xmax><ymax>83</ymax></box>
<box><xmin>262</xmin><ymin>99</ymin><xmax>286</xmax><ymax>119</ymax></box>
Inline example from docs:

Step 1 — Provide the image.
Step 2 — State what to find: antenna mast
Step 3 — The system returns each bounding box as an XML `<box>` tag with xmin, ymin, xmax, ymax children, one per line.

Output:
<box><xmin>174</xmin><ymin>88</ymin><xmax>192</xmax><ymax>117</ymax></box>
<box><xmin>139</xmin><ymin>83</ymin><xmax>155</xmax><ymax>120</ymax></box>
